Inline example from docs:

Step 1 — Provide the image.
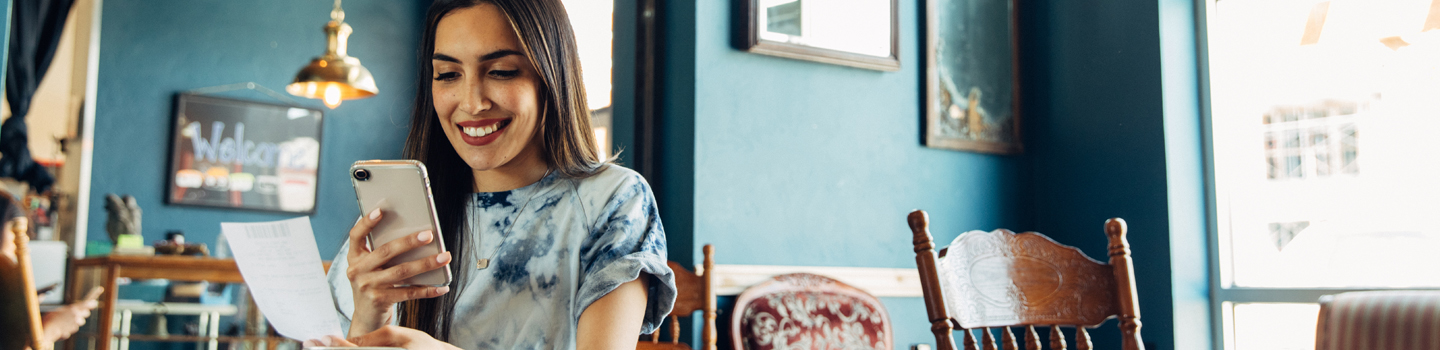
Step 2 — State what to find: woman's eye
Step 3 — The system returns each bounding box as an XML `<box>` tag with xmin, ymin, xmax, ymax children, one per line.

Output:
<box><xmin>434</xmin><ymin>72</ymin><xmax>460</xmax><ymax>81</ymax></box>
<box><xmin>488</xmin><ymin>70</ymin><xmax>520</xmax><ymax>79</ymax></box>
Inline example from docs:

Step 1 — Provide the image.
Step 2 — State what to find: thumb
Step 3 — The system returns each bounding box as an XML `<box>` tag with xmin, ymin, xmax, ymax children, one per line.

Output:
<box><xmin>326</xmin><ymin>334</ymin><xmax>360</xmax><ymax>347</ymax></box>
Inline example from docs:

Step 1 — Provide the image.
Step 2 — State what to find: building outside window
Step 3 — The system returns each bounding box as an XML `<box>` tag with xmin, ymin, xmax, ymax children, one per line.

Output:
<box><xmin>1205</xmin><ymin>0</ymin><xmax>1440</xmax><ymax>349</ymax></box>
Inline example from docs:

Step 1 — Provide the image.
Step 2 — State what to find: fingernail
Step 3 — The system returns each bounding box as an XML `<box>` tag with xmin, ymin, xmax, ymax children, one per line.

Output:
<box><xmin>436</xmin><ymin>251</ymin><xmax>449</xmax><ymax>263</ymax></box>
<box><xmin>368</xmin><ymin>208</ymin><xmax>381</xmax><ymax>220</ymax></box>
<box><xmin>319</xmin><ymin>337</ymin><xmax>333</xmax><ymax>346</ymax></box>
<box><xmin>303</xmin><ymin>340</ymin><xmax>318</xmax><ymax>347</ymax></box>
<box><xmin>436</xmin><ymin>286</ymin><xmax>450</xmax><ymax>294</ymax></box>
<box><xmin>417</xmin><ymin>230</ymin><xmax>433</xmax><ymax>242</ymax></box>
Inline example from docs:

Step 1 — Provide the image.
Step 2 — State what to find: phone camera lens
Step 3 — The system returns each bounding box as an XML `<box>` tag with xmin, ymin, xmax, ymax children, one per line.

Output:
<box><xmin>353</xmin><ymin>169</ymin><xmax>370</xmax><ymax>181</ymax></box>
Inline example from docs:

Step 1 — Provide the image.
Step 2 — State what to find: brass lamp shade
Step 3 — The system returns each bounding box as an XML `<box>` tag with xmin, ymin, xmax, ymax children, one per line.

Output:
<box><xmin>286</xmin><ymin>56</ymin><xmax>378</xmax><ymax>107</ymax></box>
<box><xmin>287</xmin><ymin>1</ymin><xmax>377</xmax><ymax>109</ymax></box>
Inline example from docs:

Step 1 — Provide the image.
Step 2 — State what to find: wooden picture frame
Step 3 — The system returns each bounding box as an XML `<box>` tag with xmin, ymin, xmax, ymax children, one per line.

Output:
<box><xmin>165</xmin><ymin>94</ymin><xmax>325</xmax><ymax>214</ymax></box>
<box><xmin>924</xmin><ymin>0</ymin><xmax>1023</xmax><ymax>154</ymax></box>
<box><xmin>737</xmin><ymin>0</ymin><xmax>900</xmax><ymax>71</ymax></box>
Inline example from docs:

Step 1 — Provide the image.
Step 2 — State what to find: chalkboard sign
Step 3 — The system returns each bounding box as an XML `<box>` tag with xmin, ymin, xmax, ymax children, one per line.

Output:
<box><xmin>166</xmin><ymin>94</ymin><xmax>325</xmax><ymax>214</ymax></box>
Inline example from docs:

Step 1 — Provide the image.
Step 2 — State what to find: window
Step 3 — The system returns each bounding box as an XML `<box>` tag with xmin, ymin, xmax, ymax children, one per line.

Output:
<box><xmin>561</xmin><ymin>0</ymin><xmax>614</xmax><ymax>160</ymax></box>
<box><xmin>1205</xmin><ymin>0</ymin><xmax>1440</xmax><ymax>349</ymax></box>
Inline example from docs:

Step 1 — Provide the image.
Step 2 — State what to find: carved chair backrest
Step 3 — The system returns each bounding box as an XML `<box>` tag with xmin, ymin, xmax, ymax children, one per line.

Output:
<box><xmin>731</xmin><ymin>273</ymin><xmax>893</xmax><ymax>350</ymax></box>
<box><xmin>1</xmin><ymin>226</ymin><xmax>49</xmax><ymax>350</ymax></box>
<box><xmin>638</xmin><ymin>244</ymin><xmax>716</xmax><ymax>350</ymax></box>
<box><xmin>907</xmin><ymin>210</ymin><xmax>1144</xmax><ymax>350</ymax></box>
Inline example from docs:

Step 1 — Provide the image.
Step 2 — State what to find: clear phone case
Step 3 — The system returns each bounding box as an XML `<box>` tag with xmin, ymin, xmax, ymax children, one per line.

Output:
<box><xmin>350</xmin><ymin>160</ymin><xmax>451</xmax><ymax>286</ymax></box>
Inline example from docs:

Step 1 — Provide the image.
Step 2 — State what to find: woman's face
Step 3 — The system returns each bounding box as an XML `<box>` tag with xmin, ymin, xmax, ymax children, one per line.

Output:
<box><xmin>432</xmin><ymin>4</ymin><xmax>542</xmax><ymax>172</ymax></box>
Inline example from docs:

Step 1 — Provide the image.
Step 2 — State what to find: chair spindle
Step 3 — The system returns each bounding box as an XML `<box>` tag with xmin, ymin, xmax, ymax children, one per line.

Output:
<box><xmin>1075</xmin><ymin>326</ymin><xmax>1092</xmax><ymax>350</ymax></box>
<box><xmin>1001</xmin><ymin>327</ymin><xmax>1018</xmax><ymax>350</ymax></box>
<box><xmin>1025</xmin><ymin>326</ymin><xmax>1041</xmax><ymax>350</ymax></box>
<box><xmin>963</xmin><ymin>328</ymin><xmax>979</xmax><ymax>350</ymax></box>
<box><xmin>650</xmin><ymin>323</ymin><xmax>661</xmax><ymax>343</ymax></box>
<box><xmin>669</xmin><ymin>315</ymin><xmax>680</xmax><ymax>343</ymax></box>
<box><xmin>1049</xmin><ymin>325</ymin><xmax>1066</xmax><ymax>350</ymax></box>
<box><xmin>982</xmin><ymin>327</ymin><xmax>997</xmax><ymax>350</ymax></box>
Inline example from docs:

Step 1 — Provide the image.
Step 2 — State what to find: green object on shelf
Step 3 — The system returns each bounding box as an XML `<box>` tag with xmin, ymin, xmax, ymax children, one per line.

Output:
<box><xmin>116</xmin><ymin>234</ymin><xmax>143</xmax><ymax>248</ymax></box>
<box><xmin>85</xmin><ymin>241</ymin><xmax>113</xmax><ymax>256</ymax></box>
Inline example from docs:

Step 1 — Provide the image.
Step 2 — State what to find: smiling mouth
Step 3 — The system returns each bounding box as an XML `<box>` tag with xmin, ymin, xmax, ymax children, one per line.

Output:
<box><xmin>460</xmin><ymin>119</ymin><xmax>512</xmax><ymax>138</ymax></box>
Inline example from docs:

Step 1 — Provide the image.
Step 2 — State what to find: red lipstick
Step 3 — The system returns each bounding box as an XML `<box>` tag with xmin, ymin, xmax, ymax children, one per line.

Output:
<box><xmin>456</xmin><ymin>118</ymin><xmax>512</xmax><ymax>146</ymax></box>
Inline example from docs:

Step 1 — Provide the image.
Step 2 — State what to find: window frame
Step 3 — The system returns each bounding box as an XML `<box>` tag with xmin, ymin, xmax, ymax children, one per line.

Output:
<box><xmin>1199</xmin><ymin>1</ymin><xmax>1440</xmax><ymax>349</ymax></box>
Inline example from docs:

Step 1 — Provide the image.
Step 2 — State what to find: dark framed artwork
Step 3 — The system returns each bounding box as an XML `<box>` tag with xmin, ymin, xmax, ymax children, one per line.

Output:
<box><xmin>738</xmin><ymin>0</ymin><xmax>900</xmax><ymax>71</ymax></box>
<box><xmin>925</xmin><ymin>0</ymin><xmax>1022</xmax><ymax>154</ymax></box>
<box><xmin>166</xmin><ymin>94</ymin><xmax>325</xmax><ymax>214</ymax></box>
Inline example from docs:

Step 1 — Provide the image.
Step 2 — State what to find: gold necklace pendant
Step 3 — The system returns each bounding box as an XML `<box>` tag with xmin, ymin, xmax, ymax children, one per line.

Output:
<box><xmin>477</xmin><ymin>258</ymin><xmax>490</xmax><ymax>269</ymax></box>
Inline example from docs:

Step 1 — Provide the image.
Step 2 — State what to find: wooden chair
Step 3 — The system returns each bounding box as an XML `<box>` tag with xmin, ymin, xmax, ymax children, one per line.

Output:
<box><xmin>906</xmin><ymin>210</ymin><xmax>1144</xmax><ymax>350</ymax></box>
<box><xmin>1315</xmin><ymin>290</ymin><xmax>1440</xmax><ymax>350</ymax></box>
<box><xmin>638</xmin><ymin>244</ymin><xmax>716</xmax><ymax>350</ymax></box>
<box><xmin>1</xmin><ymin>223</ymin><xmax>50</xmax><ymax>350</ymax></box>
<box><xmin>730</xmin><ymin>273</ymin><xmax>893</xmax><ymax>350</ymax></box>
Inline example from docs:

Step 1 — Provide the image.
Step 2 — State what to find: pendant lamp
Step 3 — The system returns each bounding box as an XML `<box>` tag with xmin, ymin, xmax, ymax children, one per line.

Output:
<box><xmin>287</xmin><ymin>0</ymin><xmax>378</xmax><ymax>109</ymax></box>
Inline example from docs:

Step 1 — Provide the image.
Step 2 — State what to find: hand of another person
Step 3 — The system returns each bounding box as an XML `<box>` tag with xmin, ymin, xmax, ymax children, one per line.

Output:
<box><xmin>41</xmin><ymin>299</ymin><xmax>99</xmax><ymax>343</ymax></box>
<box><xmin>345</xmin><ymin>209</ymin><xmax>451</xmax><ymax>337</ymax></box>
<box><xmin>306</xmin><ymin>326</ymin><xmax>461</xmax><ymax>350</ymax></box>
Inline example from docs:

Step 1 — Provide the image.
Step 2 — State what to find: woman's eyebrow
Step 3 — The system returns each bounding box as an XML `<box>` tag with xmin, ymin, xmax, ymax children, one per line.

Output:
<box><xmin>433</xmin><ymin>53</ymin><xmax>461</xmax><ymax>63</ymax></box>
<box><xmin>479</xmin><ymin>49</ymin><xmax>524</xmax><ymax>62</ymax></box>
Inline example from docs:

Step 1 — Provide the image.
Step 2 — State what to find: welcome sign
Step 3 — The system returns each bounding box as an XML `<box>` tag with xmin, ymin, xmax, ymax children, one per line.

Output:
<box><xmin>167</xmin><ymin>94</ymin><xmax>324</xmax><ymax>214</ymax></box>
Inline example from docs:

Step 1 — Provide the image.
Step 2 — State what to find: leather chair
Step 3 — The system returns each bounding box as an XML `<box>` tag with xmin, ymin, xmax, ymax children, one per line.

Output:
<box><xmin>1315</xmin><ymin>290</ymin><xmax>1440</xmax><ymax>350</ymax></box>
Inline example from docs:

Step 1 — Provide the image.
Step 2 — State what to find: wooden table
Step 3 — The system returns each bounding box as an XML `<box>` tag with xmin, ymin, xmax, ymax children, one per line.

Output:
<box><xmin>66</xmin><ymin>255</ymin><xmax>329</xmax><ymax>350</ymax></box>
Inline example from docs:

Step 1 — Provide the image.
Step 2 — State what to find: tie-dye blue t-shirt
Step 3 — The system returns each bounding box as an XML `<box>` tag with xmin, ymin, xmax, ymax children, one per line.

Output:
<box><xmin>325</xmin><ymin>165</ymin><xmax>676</xmax><ymax>349</ymax></box>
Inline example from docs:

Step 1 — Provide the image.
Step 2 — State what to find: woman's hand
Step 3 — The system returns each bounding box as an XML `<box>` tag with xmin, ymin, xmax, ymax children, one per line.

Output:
<box><xmin>41</xmin><ymin>299</ymin><xmax>98</xmax><ymax>343</ymax></box>
<box><xmin>305</xmin><ymin>326</ymin><xmax>461</xmax><ymax>350</ymax></box>
<box><xmin>345</xmin><ymin>209</ymin><xmax>452</xmax><ymax>337</ymax></box>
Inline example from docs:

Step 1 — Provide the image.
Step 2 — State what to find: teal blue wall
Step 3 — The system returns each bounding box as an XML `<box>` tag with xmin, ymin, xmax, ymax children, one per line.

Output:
<box><xmin>652</xmin><ymin>0</ymin><xmax>1210</xmax><ymax>349</ymax></box>
<box><xmin>655</xmin><ymin>0</ymin><xmax>1027</xmax><ymax>347</ymax></box>
<box><xmin>1018</xmin><ymin>0</ymin><xmax>1210</xmax><ymax>348</ymax></box>
<box><xmin>81</xmin><ymin>0</ymin><xmax>1210</xmax><ymax>348</ymax></box>
<box><xmin>1</xmin><ymin>0</ymin><xmax>10</xmax><ymax>93</ymax></box>
<box><xmin>88</xmin><ymin>0</ymin><xmax>427</xmax><ymax>256</ymax></box>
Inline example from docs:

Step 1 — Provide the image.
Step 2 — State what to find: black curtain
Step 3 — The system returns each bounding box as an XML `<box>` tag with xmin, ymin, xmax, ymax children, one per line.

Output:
<box><xmin>1</xmin><ymin>0</ymin><xmax>75</xmax><ymax>193</ymax></box>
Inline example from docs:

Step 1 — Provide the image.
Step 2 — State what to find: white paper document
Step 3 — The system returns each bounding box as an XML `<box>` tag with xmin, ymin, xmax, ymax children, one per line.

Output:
<box><xmin>222</xmin><ymin>217</ymin><xmax>343</xmax><ymax>341</ymax></box>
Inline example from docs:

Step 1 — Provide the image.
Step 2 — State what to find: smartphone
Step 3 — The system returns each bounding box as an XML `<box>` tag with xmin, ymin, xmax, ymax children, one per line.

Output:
<box><xmin>350</xmin><ymin>160</ymin><xmax>452</xmax><ymax>286</ymax></box>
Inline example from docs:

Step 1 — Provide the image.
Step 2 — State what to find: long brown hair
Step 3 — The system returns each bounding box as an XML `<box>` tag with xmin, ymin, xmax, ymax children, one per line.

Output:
<box><xmin>399</xmin><ymin>0</ymin><xmax>605</xmax><ymax>341</ymax></box>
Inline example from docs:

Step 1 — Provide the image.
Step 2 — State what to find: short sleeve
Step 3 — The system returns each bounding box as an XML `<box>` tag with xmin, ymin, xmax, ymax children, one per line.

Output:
<box><xmin>326</xmin><ymin>242</ymin><xmax>357</xmax><ymax>333</ymax></box>
<box><xmin>574</xmin><ymin>174</ymin><xmax>676</xmax><ymax>335</ymax></box>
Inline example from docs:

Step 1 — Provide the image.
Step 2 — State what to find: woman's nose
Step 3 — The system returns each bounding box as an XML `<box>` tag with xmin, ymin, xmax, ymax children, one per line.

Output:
<box><xmin>458</xmin><ymin>78</ymin><xmax>490</xmax><ymax>115</ymax></box>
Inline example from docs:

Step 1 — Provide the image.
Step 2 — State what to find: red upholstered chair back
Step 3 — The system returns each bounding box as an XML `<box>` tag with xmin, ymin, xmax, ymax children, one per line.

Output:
<box><xmin>730</xmin><ymin>273</ymin><xmax>893</xmax><ymax>350</ymax></box>
<box><xmin>1315</xmin><ymin>290</ymin><xmax>1440</xmax><ymax>350</ymax></box>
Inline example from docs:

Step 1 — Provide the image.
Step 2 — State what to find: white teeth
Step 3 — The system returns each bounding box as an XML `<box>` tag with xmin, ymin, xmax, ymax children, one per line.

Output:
<box><xmin>462</xmin><ymin>123</ymin><xmax>503</xmax><ymax>138</ymax></box>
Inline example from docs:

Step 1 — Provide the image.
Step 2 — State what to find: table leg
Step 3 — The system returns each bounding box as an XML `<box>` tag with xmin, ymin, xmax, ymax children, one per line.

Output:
<box><xmin>117</xmin><ymin>310</ymin><xmax>131</xmax><ymax>350</ymax></box>
<box><xmin>97</xmin><ymin>266</ymin><xmax>119</xmax><ymax>350</ymax></box>
<box><xmin>196</xmin><ymin>313</ymin><xmax>209</xmax><ymax>350</ymax></box>
<box><xmin>207</xmin><ymin>312</ymin><xmax>220</xmax><ymax>350</ymax></box>
<box><xmin>64</xmin><ymin>263</ymin><xmax>82</xmax><ymax>350</ymax></box>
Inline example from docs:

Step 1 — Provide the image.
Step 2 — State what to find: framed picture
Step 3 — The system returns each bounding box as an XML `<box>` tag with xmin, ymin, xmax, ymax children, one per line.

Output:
<box><xmin>166</xmin><ymin>94</ymin><xmax>325</xmax><ymax>214</ymax></box>
<box><xmin>738</xmin><ymin>0</ymin><xmax>900</xmax><ymax>71</ymax></box>
<box><xmin>924</xmin><ymin>0</ymin><xmax>1022</xmax><ymax>154</ymax></box>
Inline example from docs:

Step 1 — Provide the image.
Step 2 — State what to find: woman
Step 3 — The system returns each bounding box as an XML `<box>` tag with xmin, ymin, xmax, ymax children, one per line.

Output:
<box><xmin>314</xmin><ymin>1</ymin><xmax>675</xmax><ymax>349</ymax></box>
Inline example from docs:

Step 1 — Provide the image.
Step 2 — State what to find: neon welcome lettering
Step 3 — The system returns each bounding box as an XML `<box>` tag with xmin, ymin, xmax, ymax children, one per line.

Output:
<box><xmin>186</xmin><ymin>121</ymin><xmax>285</xmax><ymax>169</ymax></box>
